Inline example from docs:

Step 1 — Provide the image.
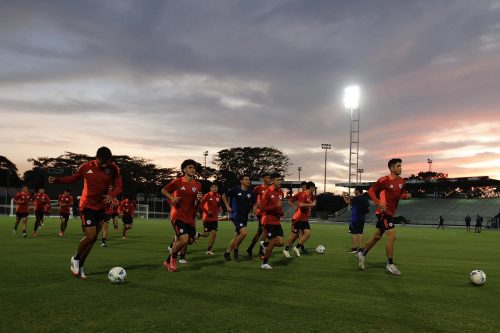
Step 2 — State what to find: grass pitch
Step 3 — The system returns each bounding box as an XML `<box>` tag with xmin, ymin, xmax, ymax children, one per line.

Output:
<box><xmin>0</xmin><ymin>216</ymin><xmax>499</xmax><ymax>333</ymax></box>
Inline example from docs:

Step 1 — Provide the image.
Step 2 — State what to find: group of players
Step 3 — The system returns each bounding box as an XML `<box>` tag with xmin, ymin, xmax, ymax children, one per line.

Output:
<box><xmin>16</xmin><ymin>146</ymin><xmax>410</xmax><ymax>278</ymax></box>
<box><xmin>13</xmin><ymin>186</ymin><xmax>57</xmax><ymax>237</ymax></box>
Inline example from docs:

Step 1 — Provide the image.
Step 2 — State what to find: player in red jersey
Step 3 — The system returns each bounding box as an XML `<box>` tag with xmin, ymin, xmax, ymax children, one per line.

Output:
<box><xmin>49</xmin><ymin>147</ymin><xmax>122</xmax><ymax>279</ymax></box>
<box><xmin>31</xmin><ymin>188</ymin><xmax>50</xmax><ymax>236</ymax></box>
<box><xmin>161</xmin><ymin>159</ymin><xmax>202</xmax><ymax>272</ymax></box>
<box><xmin>260</xmin><ymin>173</ymin><xmax>285</xmax><ymax>269</ymax></box>
<box><xmin>58</xmin><ymin>189</ymin><xmax>74</xmax><ymax>236</ymax></box>
<box><xmin>119</xmin><ymin>197</ymin><xmax>136</xmax><ymax>240</ymax></box>
<box><xmin>246</xmin><ymin>172</ymin><xmax>271</xmax><ymax>258</ymax></box>
<box><xmin>283</xmin><ymin>181</ymin><xmax>316</xmax><ymax>257</ymax></box>
<box><xmin>101</xmin><ymin>186</ymin><xmax>119</xmax><ymax>247</ymax></box>
<box><xmin>357</xmin><ymin>158</ymin><xmax>411</xmax><ymax>275</ymax></box>
<box><xmin>13</xmin><ymin>185</ymin><xmax>31</xmax><ymax>237</ymax></box>
<box><xmin>199</xmin><ymin>183</ymin><xmax>222</xmax><ymax>255</ymax></box>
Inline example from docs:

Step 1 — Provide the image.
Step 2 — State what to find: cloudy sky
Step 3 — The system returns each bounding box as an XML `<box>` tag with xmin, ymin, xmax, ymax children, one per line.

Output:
<box><xmin>1</xmin><ymin>0</ymin><xmax>500</xmax><ymax>192</ymax></box>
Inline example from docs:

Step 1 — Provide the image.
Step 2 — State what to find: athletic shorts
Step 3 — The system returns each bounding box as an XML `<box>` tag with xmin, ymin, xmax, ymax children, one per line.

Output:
<box><xmin>122</xmin><ymin>214</ymin><xmax>133</xmax><ymax>225</ymax></box>
<box><xmin>376</xmin><ymin>214</ymin><xmax>395</xmax><ymax>234</ymax></box>
<box><xmin>35</xmin><ymin>211</ymin><xmax>45</xmax><ymax>220</ymax></box>
<box><xmin>111</xmin><ymin>213</ymin><xmax>119</xmax><ymax>219</ymax></box>
<box><xmin>172</xmin><ymin>220</ymin><xmax>196</xmax><ymax>239</ymax></box>
<box><xmin>60</xmin><ymin>213</ymin><xmax>70</xmax><ymax>220</ymax></box>
<box><xmin>291</xmin><ymin>221</ymin><xmax>311</xmax><ymax>234</ymax></box>
<box><xmin>265</xmin><ymin>224</ymin><xmax>284</xmax><ymax>239</ymax></box>
<box><xmin>232</xmin><ymin>218</ymin><xmax>248</xmax><ymax>234</ymax></box>
<box><xmin>16</xmin><ymin>212</ymin><xmax>28</xmax><ymax>219</ymax></box>
<box><xmin>80</xmin><ymin>208</ymin><xmax>106</xmax><ymax>228</ymax></box>
<box><xmin>257</xmin><ymin>216</ymin><xmax>263</xmax><ymax>234</ymax></box>
<box><xmin>349</xmin><ymin>220</ymin><xmax>365</xmax><ymax>235</ymax></box>
<box><xmin>203</xmin><ymin>221</ymin><xmax>218</xmax><ymax>232</ymax></box>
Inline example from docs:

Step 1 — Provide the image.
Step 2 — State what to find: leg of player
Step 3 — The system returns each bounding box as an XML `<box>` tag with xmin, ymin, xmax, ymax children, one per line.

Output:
<box><xmin>59</xmin><ymin>215</ymin><xmax>65</xmax><ymax>236</ymax></box>
<box><xmin>357</xmin><ymin>228</ymin><xmax>383</xmax><ymax>271</ymax></box>
<box><xmin>384</xmin><ymin>229</ymin><xmax>401</xmax><ymax>275</ymax></box>
<box><xmin>164</xmin><ymin>234</ymin><xmax>189</xmax><ymax>272</ymax></box>
<box><xmin>232</xmin><ymin>226</ymin><xmax>247</xmax><ymax>260</ymax></box>
<box><xmin>101</xmin><ymin>221</ymin><xmax>109</xmax><ymax>247</ymax></box>
<box><xmin>295</xmin><ymin>228</ymin><xmax>311</xmax><ymax>256</ymax></box>
<box><xmin>283</xmin><ymin>228</ymin><xmax>298</xmax><ymax>258</ymax></box>
<box><xmin>261</xmin><ymin>236</ymin><xmax>284</xmax><ymax>269</ymax></box>
<box><xmin>22</xmin><ymin>217</ymin><xmax>28</xmax><ymax>237</ymax></box>
<box><xmin>206</xmin><ymin>229</ymin><xmax>217</xmax><ymax>255</ymax></box>
<box><xmin>33</xmin><ymin>213</ymin><xmax>41</xmax><ymax>236</ymax></box>
<box><xmin>246</xmin><ymin>220</ymin><xmax>263</xmax><ymax>258</ymax></box>
<box><xmin>72</xmin><ymin>224</ymin><xmax>99</xmax><ymax>279</ymax></box>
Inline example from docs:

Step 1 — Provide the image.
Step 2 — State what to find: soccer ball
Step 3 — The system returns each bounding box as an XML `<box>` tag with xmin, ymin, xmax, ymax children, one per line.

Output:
<box><xmin>108</xmin><ymin>267</ymin><xmax>127</xmax><ymax>284</ymax></box>
<box><xmin>316</xmin><ymin>245</ymin><xmax>326</xmax><ymax>254</ymax></box>
<box><xmin>469</xmin><ymin>269</ymin><xmax>486</xmax><ymax>286</ymax></box>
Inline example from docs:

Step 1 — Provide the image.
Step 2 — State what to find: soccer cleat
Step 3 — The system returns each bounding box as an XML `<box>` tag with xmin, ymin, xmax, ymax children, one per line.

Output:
<box><xmin>178</xmin><ymin>258</ymin><xmax>188</xmax><ymax>264</ymax></box>
<box><xmin>58</xmin><ymin>231</ymin><xmax>64</xmax><ymax>237</ymax></box>
<box><xmin>282</xmin><ymin>249</ymin><xmax>291</xmax><ymax>258</ymax></box>
<box><xmin>170</xmin><ymin>257</ymin><xmax>177</xmax><ymax>271</ymax></box>
<box><xmin>206</xmin><ymin>250</ymin><xmax>215</xmax><ymax>255</ymax></box>
<box><xmin>32</xmin><ymin>231</ymin><xmax>38</xmax><ymax>237</ymax></box>
<box><xmin>101</xmin><ymin>242</ymin><xmax>108</xmax><ymax>247</ymax></box>
<box><xmin>80</xmin><ymin>267</ymin><xmax>87</xmax><ymax>280</ymax></box>
<box><xmin>357</xmin><ymin>252</ymin><xmax>366</xmax><ymax>271</ymax></box>
<box><xmin>70</xmin><ymin>256</ymin><xmax>80</xmax><ymax>277</ymax></box>
<box><xmin>348</xmin><ymin>249</ymin><xmax>357</xmax><ymax>254</ymax></box>
<box><xmin>23</xmin><ymin>233</ymin><xmax>27</xmax><ymax>238</ymax></box>
<box><xmin>195</xmin><ymin>232</ymin><xmax>201</xmax><ymax>241</ymax></box>
<box><xmin>167</xmin><ymin>245</ymin><xmax>172</xmax><ymax>255</ymax></box>
<box><xmin>261</xmin><ymin>263</ymin><xmax>273</xmax><ymax>270</ymax></box>
<box><xmin>386</xmin><ymin>264</ymin><xmax>402</xmax><ymax>276</ymax></box>
<box><xmin>246</xmin><ymin>248</ymin><xmax>253</xmax><ymax>258</ymax></box>
<box><xmin>293</xmin><ymin>247</ymin><xmax>301</xmax><ymax>257</ymax></box>
<box><xmin>163</xmin><ymin>259</ymin><xmax>174</xmax><ymax>272</ymax></box>
<box><xmin>121</xmin><ymin>236</ymin><xmax>126</xmax><ymax>240</ymax></box>
<box><xmin>223</xmin><ymin>252</ymin><xmax>231</xmax><ymax>261</ymax></box>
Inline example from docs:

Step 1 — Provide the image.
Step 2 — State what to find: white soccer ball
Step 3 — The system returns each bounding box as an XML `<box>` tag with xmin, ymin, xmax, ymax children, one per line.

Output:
<box><xmin>316</xmin><ymin>245</ymin><xmax>326</xmax><ymax>254</ymax></box>
<box><xmin>469</xmin><ymin>269</ymin><xmax>486</xmax><ymax>286</ymax></box>
<box><xmin>108</xmin><ymin>266</ymin><xmax>127</xmax><ymax>284</ymax></box>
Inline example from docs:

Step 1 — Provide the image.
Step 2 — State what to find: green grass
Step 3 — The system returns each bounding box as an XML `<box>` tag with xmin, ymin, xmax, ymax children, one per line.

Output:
<box><xmin>1</xmin><ymin>216</ymin><xmax>499</xmax><ymax>333</ymax></box>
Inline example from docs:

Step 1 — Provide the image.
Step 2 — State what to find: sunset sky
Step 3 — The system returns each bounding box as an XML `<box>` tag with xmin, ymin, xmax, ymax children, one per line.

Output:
<box><xmin>1</xmin><ymin>1</ymin><xmax>500</xmax><ymax>192</ymax></box>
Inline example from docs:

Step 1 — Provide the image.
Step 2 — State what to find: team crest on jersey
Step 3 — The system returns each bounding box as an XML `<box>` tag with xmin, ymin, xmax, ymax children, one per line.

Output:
<box><xmin>279</xmin><ymin>195</ymin><xmax>282</xmax><ymax>200</ymax></box>
<box><xmin>237</xmin><ymin>193</ymin><xmax>242</xmax><ymax>196</ymax></box>
<box><xmin>192</xmin><ymin>187</ymin><xmax>197</xmax><ymax>192</ymax></box>
<box><xmin>216</xmin><ymin>198</ymin><xmax>220</xmax><ymax>202</ymax></box>
<box><xmin>247</xmin><ymin>194</ymin><xmax>251</xmax><ymax>198</ymax></box>
<box><xmin>399</xmin><ymin>184</ymin><xmax>403</xmax><ymax>189</ymax></box>
<box><xmin>389</xmin><ymin>184</ymin><xmax>393</xmax><ymax>188</ymax></box>
<box><xmin>104</xmin><ymin>168</ymin><xmax>110</xmax><ymax>175</ymax></box>
<box><xmin>180</xmin><ymin>186</ymin><xmax>186</xmax><ymax>191</ymax></box>
<box><xmin>86</xmin><ymin>220</ymin><xmax>92</xmax><ymax>225</ymax></box>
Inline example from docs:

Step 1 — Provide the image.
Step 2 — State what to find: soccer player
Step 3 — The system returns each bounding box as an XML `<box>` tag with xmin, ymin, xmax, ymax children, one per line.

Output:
<box><xmin>475</xmin><ymin>214</ymin><xmax>483</xmax><ymax>233</ymax></box>
<box><xmin>342</xmin><ymin>187</ymin><xmax>370</xmax><ymax>253</ymax></box>
<box><xmin>357</xmin><ymin>158</ymin><xmax>411</xmax><ymax>275</ymax></box>
<box><xmin>58</xmin><ymin>189</ymin><xmax>74</xmax><ymax>237</ymax></box>
<box><xmin>49</xmin><ymin>146</ymin><xmax>122</xmax><ymax>279</ymax></box>
<box><xmin>437</xmin><ymin>216</ymin><xmax>445</xmax><ymax>230</ymax></box>
<box><xmin>222</xmin><ymin>174</ymin><xmax>256</xmax><ymax>261</ymax></box>
<box><xmin>13</xmin><ymin>185</ymin><xmax>30</xmax><ymax>237</ymax></box>
<box><xmin>119</xmin><ymin>196</ymin><xmax>136</xmax><ymax>239</ymax></box>
<box><xmin>246</xmin><ymin>172</ymin><xmax>271</xmax><ymax>258</ymax></box>
<box><xmin>31</xmin><ymin>188</ymin><xmax>50</xmax><ymax>236</ymax></box>
<box><xmin>199</xmin><ymin>183</ymin><xmax>222</xmax><ymax>255</ymax></box>
<box><xmin>465</xmin><ymin>214</ymin><xmax>471</xmax><ymax>232</ymax></box>
<box><xmin>283</xmin><ymin>181</ymin><xmax>316</xmax><ymax>257</ymax></box>
<box><xmin>161</xmin><ymin>159</ymin><xmax>202</xmax><ymax>272</ymax></box>
<box><xmin>101</xmin><ymin>186</ymin><xmax>119</xmax><ymax>247</ymax></box>
<box><xmin>260</xmin><ymin>173</ymin><xmax>285</xmax><ymax>269</ymax></box>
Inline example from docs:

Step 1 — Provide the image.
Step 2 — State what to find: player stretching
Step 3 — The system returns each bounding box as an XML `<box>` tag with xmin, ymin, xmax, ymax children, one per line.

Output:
<box><xmin>222</xmin><ymin>175</ymin><xmax>255</xmax><ymax>261</ymax></box>
<box><xmin>260</xmin><ymin>173</ymin><xmax>285</xmax><ymax>269</ymax></box>
<box><xmin>199</xmin><ymin>183</ymin><xmax>222</xmax><ymax>255</ymax></box>
<box><xmin>120</xmin><ymin>197</ymin><xmax>136</xmax><ymax>239</ymax></box>
<box><xmin>246</xmin><ymin>172</ymin><xmax>271</xmax><ymax>258</ymax></box>
<box><xmin>58</xmin><ymin>189</ymin><xmax>74</xmax><ymax>236</ymax></box>
<box><xmin>32</xmin><ymin>188</ymin><xmax>50</xmax><ymax>236</ymax></box>
<box><xmin>162</xmin><ymin>159</ymin><xmax>202</xmax><ymax>272</ymax></box>
<box><xmin>283</xmin><ymin>181</ymin><xmax>316</xmax><ymax>257</ymax></box>
<box><xmin>357</xmin><ymin>158</ymin><xmax>411</xmax><ymax>275</ymax></box>
<box><xmin>49</xmin><ymin>147</ymin><xmax>122</xmax><ymax>279</ymax></box>
<box><xmin>13</xmin><ymin>185</ymin><xmax>30</xmax><ymax>237</ymax></box>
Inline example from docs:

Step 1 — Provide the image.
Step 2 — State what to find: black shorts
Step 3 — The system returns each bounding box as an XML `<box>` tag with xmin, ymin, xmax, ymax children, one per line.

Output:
<box><xmin>35</xmin><ymin>211</ymin><xmax>45</xmax><ymax>220</ymax></box>
<box><xmin>111</xmin><ymin>213</ymin><xmax>119</xmax><ymax>219</ymax></box>
<box><xmin>16</xmin><ymin>212</ymin><xmax>28</xmax><ymax>219</ymax></box>
<box><xmin>203</xmin><ymin>221</ymin><xmax>218</xmax><ymax>232</ymax></box>
<box><xmin>265</xmin><ymin>224</ymin><xmax>284</xmax><ymax>239</ymax></box>
<box><xmin>80</xmin><ymin>208</ymin><xmax>106</xmax><ymax>228</ymax></box>
<box><xmin>60</xmin><ymin>213</ymin><xmax>70</xmax><ymax>220</ymax></box>
<box><xmin>232</xmin><ymin>218</ymin><xmax>248</xmax><ymax>234</ymax></box>
<box><xmin>257</xmin><ymin>216</ymin><xmax>263</xmax><ymax>234</ymax></box>
<box><xmin>349</xmin><ymin>220</ymin><xmax>365</xmax><ymax>234</ymax></box>
<box><xmin>122</xmin><ymin>214</ymin><xmax>133</xmax><ymax>224</ymax></box>
<box><xmin>291</xmin><ymin>221</ymin><xmax>311</xmax><ymax>233</ymax></box>
<box><xmin>376</xmin><ymin>214</ymin><xmax>395</xmax><ymax>234</ymax></box>
<box><xmin>172</xmin><ymin>220</ymin><xmax>196</xmax><ymax>239</ymax></box>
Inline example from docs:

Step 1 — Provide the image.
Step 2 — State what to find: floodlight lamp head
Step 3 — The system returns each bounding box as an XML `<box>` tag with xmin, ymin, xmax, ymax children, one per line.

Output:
<box><xmin>343</xmin><ymin>85</ymin><xmax>360</xmax><ymax>110</ymax></box>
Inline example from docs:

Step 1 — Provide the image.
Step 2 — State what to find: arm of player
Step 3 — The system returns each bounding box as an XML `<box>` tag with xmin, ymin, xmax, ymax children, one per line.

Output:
<box><xmin>342</xmin><ymin>192</ymin><xmax>352</xmax><ymax>204</ymax></box>
<box><xmin>368</xmin><ymin>180</ymin><xmax>388</xmax><ymax>213</ymax></box>
<box><xmin>222</xmin><ymin>193</ymin><xmax>232</xmax><ymax>212</ymax></box>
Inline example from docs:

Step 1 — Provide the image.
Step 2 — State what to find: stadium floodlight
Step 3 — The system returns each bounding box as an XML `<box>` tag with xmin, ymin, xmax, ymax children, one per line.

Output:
<box><xmin>321</xmin><ymin>144</ymin><xmax>331</xmax><ymax>193</ymax></box>
<box><xmin>343</xmin><ymin>85</ymin><xmax>360</xmax><ymax>110</ymax></box>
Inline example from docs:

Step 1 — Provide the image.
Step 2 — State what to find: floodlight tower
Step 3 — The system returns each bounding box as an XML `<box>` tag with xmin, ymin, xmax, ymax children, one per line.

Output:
<box><xmin>321</xmin><ymin>143</ymin><xmax>331</xmax><ymax>193</ymax></box>
<box><xmin>343</xmin><ymin>85</ymin><xmax>361</xmax><ymax>194</ymax></box>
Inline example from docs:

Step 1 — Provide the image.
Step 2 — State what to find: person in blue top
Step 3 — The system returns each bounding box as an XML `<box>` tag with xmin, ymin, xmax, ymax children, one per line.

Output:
<box><xmin>343</xmin><ymin>187</ymin><xmax>371</xmax><ymax>253</ymax></box>
<box><xmin>222</xmin><ymin>174</ymin><xmax>256</xmax><ymax>261</ymax></box>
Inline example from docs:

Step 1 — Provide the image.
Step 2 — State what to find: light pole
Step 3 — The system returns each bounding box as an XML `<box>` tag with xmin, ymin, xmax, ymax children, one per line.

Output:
<box><xmin>321</xmin><ymin>144</ymin><xmax>331</xmax><ymax>193</ymax></box>
<box><xmin>344</xmin><ymin>85</ymin><xmax>361</xmax><ymax>194</ymax></box>
<box><xmin>427</xmin><ymin>159</ymin><xmax>432</xmax><ymax>172</ymax></box>
<box><xmin>203</xmin><ymin>151</ymin><xmax>209</xmax><ymax>180</ymax></box>
<box><xmin>298</xmin><ymin>166</ymin><xmax>302</xmax><ymax>181</ymax></box>
<box><xmin>358</xmin><ymin>168</ymin><xmax>364</xmax><ymax>182</ymax></box>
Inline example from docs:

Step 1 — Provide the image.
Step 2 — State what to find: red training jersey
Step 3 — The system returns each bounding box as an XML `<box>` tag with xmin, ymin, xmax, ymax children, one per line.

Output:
<box><xmin>290</xmin><ymin>191</ymin><xmax>315</xmax><ymax>222</ymax></box>
<box><xmin>54</xmin><ymin>160</ymin><xmax>122</xmax><ymax>211</ymax></box>
<box><xmin>261</xmin><ymin>185</ymin><xmax>285</xmax><ymax>225</ymax></box>
<box><xmin>105</xmin><ymin>199</ymin><xmax>120</xmax><ymax>215</ymax></box>
<box><xmin>119</xmin><ymin>199</ymin><xmax>136</xmax><ymax>216</ymax></box>
<box><xmin>32</xmin><ymin>193</ymin><xmax>50</xmax><ymax>212</ymax></box>
<box><xmin>253</xmin><ymin>184</ymin><xmax>269</xmax><ymax>217</ymax></box>
<box><xmin>368</xmin><ymin>175</ymin><xmax>408</xmax><ymax>217</ymax></box>
<box><xmin>58</xmin><ymin>194</ymin><xmax>74</xmax><ymax>214</ymax></box>
<box><xmin>162</xmin><ymin>177</ymin><xmax>202</xmax><ymax>226</ymax></box>
<box><xmin>15</xmin><ymin>191</ymin><xmax>31</xmax><ymax>213</ymax></box>
<box><xmin>201</xmin><ymin>192</ymin><xmax>222</xmax><ymax>222</ymax></box>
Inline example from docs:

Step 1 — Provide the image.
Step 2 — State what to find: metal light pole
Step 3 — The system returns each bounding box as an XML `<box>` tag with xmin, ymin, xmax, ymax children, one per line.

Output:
<box><xmin>321</xmin><ymin>144</ymin><xmax>331</xmax><ymax>193</ymax></box>
<box><xmin>344</xmin><ymin>85</ymin><xmax>361</xmax><ymax>194</ymax></box>
<box><xmin>203</xmin><ymin>151</ymin><xmax>209</xmax><ymax>180</ymax></box>
<box><xmin>298</xmin><ymin>166</ymin><xmax>302</xmax><ymax>181</ymax></box>
<box><xmin>427</xmin><ymin>159</ymin><xmax>432</xmax><ymax>172</ymax></box>
<box><xmin>358</xmin><ymin>168</ymin><xmax>364</xmax><ymax>183</ymax></box>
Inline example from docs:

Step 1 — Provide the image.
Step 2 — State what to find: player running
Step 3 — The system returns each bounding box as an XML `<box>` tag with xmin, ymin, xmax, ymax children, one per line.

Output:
<box><xmin>31</xmin><ymin>188</ymin><xmax>50</xmax><ymax>236</ymax></box>
<box><xmin>246</xmin><ymin>172</ymin><xmax>271</xmax><ymax>258</ymax></box>
<box><xmin>161</xmin><ymin>159</ymin><xmax>202</xmax><ymax>272</ymax></box>
<box><xmin>13</xmin><ymin>185</ymin><xmax>30</xmax><ymax>237</ymax></box>
<box><xmin>260</xmin><ymin>173</ymin><xmax>285</xmax><ymax>269</ymax></box>
<box><xmin>58</xmin><ymin>189</ymin><xmax>74</xmax><ymax>236</ymax></box>
<box><xmin>222</xmin><ymin>174</ymin><xmax>256</xmax><ymax>261</ymax></box>
<box><xmin>283</xmin><ymin>181</ymin><xmax>316</xmax><ymax>258</ymax></box>
<box><xmin>119</xmin><ymin>197</ymin><xmax>136</xmax><ymax>240</ymax></box>
<box><xmin>199</xmin><ymin>183</ymin><xmax>222</xmax><ymax>255</ymax></box>
<box><xmin>357</xmin><ymin>158</ymin><xmax>411</xmax><ymax>276</ymax></box>
<box><xmin>49</xmin><ymin>146</ymin><xmax>122</xmax><ymax>279</ymax></box>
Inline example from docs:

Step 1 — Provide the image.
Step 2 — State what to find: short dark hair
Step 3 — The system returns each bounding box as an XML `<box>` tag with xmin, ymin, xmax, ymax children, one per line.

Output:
<box><xmin>64</xmin><ymin>188</ymin><xmax>70</xmax><ymax>193</ymax></box>
<box><xmin>239</xmin><ymin>174</ymin><xmax>250</xmax><ymax>181</ymax></box>
<box><xmin>261</xmin><ymin>172</ymin><xmax>271</xmax><ymax>178</ymax></box>
<box><xmin>354</xmin><ymin>186</ymin><xmax>363</xmax><ymax>193</ymax></box>
<box><xmin>96</xmin><ymin>146</ymin><xmax>112</xmax><ymax>162</ymax></box>
<box><xmin>388</xmin><ymin>158</ymin><xmax>402</xmax><ymax>168</ymax></box>
<box><xmin>270</xmin><ymin>172</ymin><xmax>282</xmax><ymax>180</ymax></box>
<box><xmin>306</xmin><ymin>181</ymin><xmax>315</xmax><ymax>189</ymax></box>
<box><xmin>300</xmin><ymin>181</ymin><xmax>307</xmax><ymax>186</ymax></box>
<box><xmin>181</xmin><ymin>159</ymin><xmax>197</xmax><ymax>171</ymax></box>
